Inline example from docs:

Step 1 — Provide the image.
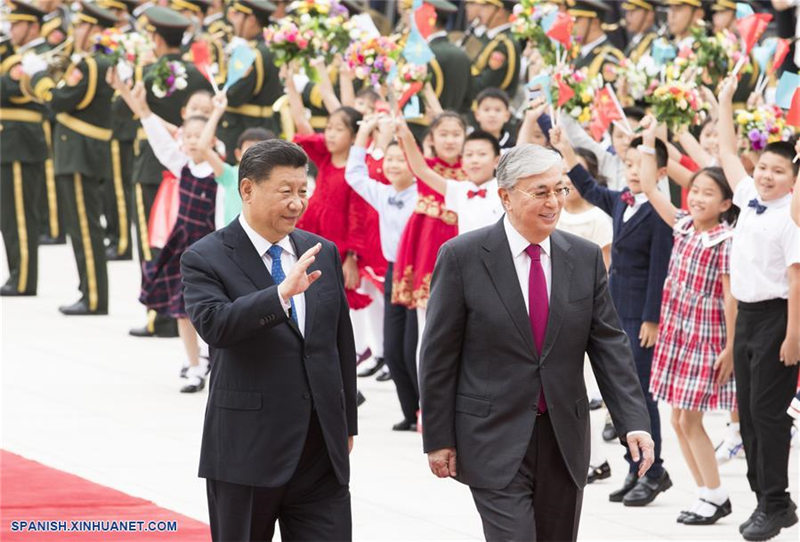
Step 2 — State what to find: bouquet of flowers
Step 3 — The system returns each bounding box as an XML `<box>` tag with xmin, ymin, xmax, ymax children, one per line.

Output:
<box><xmin>647</xmin><ymin>80</ymin><xmax>708</xmax><ymax>133</ymax></box>
<box><xmin>94</xmin><ymin>28</ymin><xmax>154</xmax><ymax>81</ymax></box>
<box><xmin>684</xmin><ymin>23</ymin><xmax>748</xmax><ymax>86</ymax></box>
<box><xmin>613</xmin><ymin>55</ymin><xmax>661</xmax><ymax>104</ymax></box>
<box><xmin>510</xmin><ymin>0</ymin><xmax>558</xmax><ymax>66</ymax></box>
<box><xmin>93</xmin><ymin>27</ymin><xmax>122</xmax><ymax>57</ymax></box>
<box><xmin>550</xmin><ymin>67</ymin><xmax>601</xmax><ymax>124</ymax></box>
<box><xmin>264</xmin><ymin>0</ymin><xmax>353</xmax><ymax>75</ymax></box>
<box><xmin>392</xmin><ymin>63</ymin><xmax>428</xmax><ymax>99</ymax></box>
<box><xmin>735</xmin><ymin>106</ymin><xmax>796</xmax><ymax>151</ymax></box>
<box><xmin>344</xmin><ymin>36</ymin><xmax>401</xmax><ymax>88</ymax></box>
<box><xmin>150</xmin><ymin>59</ymin><xmax>188</xmax><ymax>98</ymax></box>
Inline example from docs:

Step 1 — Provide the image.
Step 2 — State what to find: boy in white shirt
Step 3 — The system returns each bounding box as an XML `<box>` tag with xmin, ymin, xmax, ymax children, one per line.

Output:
<box><xmin>718</xmin><ymin>75</ymin><xmax>800</xmax><ymax>542</ymax></box>
<box><xmin>396</xmin><ymin>119</ymin><xmax>504</xmax><ymax>234</ymax></box>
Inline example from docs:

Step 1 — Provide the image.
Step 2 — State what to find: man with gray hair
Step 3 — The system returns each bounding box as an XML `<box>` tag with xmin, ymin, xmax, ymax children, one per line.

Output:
<box><xmin>419</xmin><ymin>144</ymin><xmax>655</xmax><ymax>541</ymax></box>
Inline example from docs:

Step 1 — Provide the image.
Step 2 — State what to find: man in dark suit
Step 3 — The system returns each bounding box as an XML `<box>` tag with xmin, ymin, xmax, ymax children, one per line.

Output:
<box><xmin>420</xmin><ymin>143</ymin><xmax>655</xmax><ymax>541</ymax></box>
<box><xmin>181</xmin><ymin>139</ymin><xmax>357</xmax><ymax>541</ymax></box>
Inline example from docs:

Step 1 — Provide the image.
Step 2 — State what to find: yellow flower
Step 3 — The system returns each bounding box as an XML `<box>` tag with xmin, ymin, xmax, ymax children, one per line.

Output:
<box><xmin>736</xmin><ymin>112</ymin><xmax>749</xmax><ymax>125</ymax></box>
<box><xmin>654</xmin><ymin>86</ymin><xmax>668</xmax><ymax>97</ymax></box>
<box><xmin>753</xmin><ymin>110</ymin><xmax>763</xmax><ymax>122</ymax></box>
<box><xmin>580</xmin><ymin>90</ymin><xmax>592</xmax><ymax>104</ymax></box>
<box><xmin>578</xmin><ymin>108</ymin><xmax>591</xmax><ymax>124</ymax></box>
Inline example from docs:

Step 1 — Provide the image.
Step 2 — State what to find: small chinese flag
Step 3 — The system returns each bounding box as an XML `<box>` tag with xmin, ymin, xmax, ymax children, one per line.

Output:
<box><xmin>398</xmin><ymin>81</ymin><xmax>424</xmax><ymax>109</ymax></box>
<box><xmin>589</xmin><ymin>87</ymin><xmax>621</xmax><ymax>141</ymax></box>
<box><xmin>546</xmin><ymin>12</ymin><xmax>573</xmax><ymax>49</ymax></box>
<box><xmin>416</xmin><ymin>2</ymin><xmax>436</xmax><ymax>39</ymax></box>
<box><xmin>735</xmin><ymin>13</ymin><xmax>772</xmax><ymax>54</ymax></box>
<box><xmin>556</xmin><ymin>75</ymin><xmax>575</xmax><ymax>108</ymax></box>
<box><xmin>191</xmin><ymin>41</ymin><xmax>214</xmax><ymax>84</ymax></box>
<box><xmin>786</xmin><ymin>88</ymin><xmax>800</xmax><ymax>128</ymax></box>
<box><xmin>771</xmin><ymin>38</ymin><xmax>791</xmax><ymax>75</ymax></box>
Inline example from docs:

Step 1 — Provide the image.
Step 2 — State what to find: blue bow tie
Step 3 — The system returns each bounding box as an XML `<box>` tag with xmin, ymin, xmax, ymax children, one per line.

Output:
<box><xmin>388</xmin><ymin>196</ymin><xmax>404</xmax><ymax>209</ymax></box>
<box><xmin>748</xmin><ymin>198</ymin><xmax>767</xmax><ymax>215</ymax></box>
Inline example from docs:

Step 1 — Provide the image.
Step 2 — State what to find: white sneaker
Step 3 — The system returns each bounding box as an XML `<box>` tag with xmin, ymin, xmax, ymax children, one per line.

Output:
<box><xmin>715</xmin><ymin>423</ymin><xmax>745</xmax><ymax>464</ymax></box>
<box><xmin>787</xmin><ymin>393</ymin><xmax>800</xmax><ymax>420</ymax></box>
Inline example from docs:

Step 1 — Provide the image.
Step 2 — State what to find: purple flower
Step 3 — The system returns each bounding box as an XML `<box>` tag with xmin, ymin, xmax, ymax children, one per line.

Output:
<box><xmin>748</xmin><ymin>128</ymin><xmax>766</xmax><ymax>151</ymax></box>
<box><xmin>166</xmin><ymin>75</ymin><xmax>175</xmax><ymax>86</ymax></box>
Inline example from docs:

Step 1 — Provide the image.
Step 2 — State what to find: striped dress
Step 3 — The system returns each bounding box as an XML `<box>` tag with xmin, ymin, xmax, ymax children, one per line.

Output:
<box><xmin>650</xmin><ymin>212</ymin><xmax>736</xmax><ymax>411</ymax></box>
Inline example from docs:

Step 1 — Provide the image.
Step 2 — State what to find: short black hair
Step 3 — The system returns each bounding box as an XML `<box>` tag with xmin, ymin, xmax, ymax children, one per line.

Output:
<box><xmin>237</xmin><ymin>127</ymin><xmax>274</xmax><ymax>149</ymax></box>
<box><xmin>629</xmin><ymin>136</ymin><xmax>668</xmax><ymax>168</ymax></box>
<box><xmin>690</xmin><ymin>166</ymin><xmax>739</xmax><ymax>226</ymax></box>
<box><xmin>465</xmin><ymin>129</ymin><xmax>500</xmax><ymax>156</ymax></box>
<box><xmin>238</xmin><ymin>139</ymin><xmax>308</xmax><ymax>190</ymax></box>
<box><xmin>476</xmin><ymin>87</ymin><xmax>510</xmax><ymax>109</ymax></box>
<box><xmin>762</xmin><ymin>138</ymin><xmax>800</xmax><ymax>176</ymax></box>
<box><xmin>609</xmin><ymin>106</ymin><xmax>645</xmax><ymax>136</ymax></box>
<box><xmin>156</xmin><ymin>28</ymin><xmax>184</xmax><ymax>49</ymax></box>
<box><xmin>355</xmin><ymin>87</ymin><xmax>380</xmax><ymax>105</ymax></box>
<box><xmin>330</xmin><ymin>106</ymin><xmax>362</xmax><ymax>137</ymax></box>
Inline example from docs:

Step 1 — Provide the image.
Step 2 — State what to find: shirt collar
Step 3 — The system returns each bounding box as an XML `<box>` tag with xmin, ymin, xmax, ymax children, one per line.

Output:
<box><xmin>633</xmin><ymin>192</ymin><xmax>648</xmax><ymax>205</ymax></box>
<box><xmin>427</xmin><ymin>30</ymin><xmax>447</xmax><ymax>42</ymax></box>
<box><xmin>503</xmin><ymin>215</ymin><xmax>551</xmax><ymax>260</ymax></box>
<box><xmin>18</xmin><ymin>37</ymin><xmax>45</xmax><ymax>54</ymax></box>
<box><xmin>487</xmin><ymin>22</ymin><xmax>512</xmax><ymax>39</ymax></box>
<box><xmin>580</xmin><ymin>35</ymin><xmax>607</xmax><ymax>58</ymax></box>
<box><xmin>238</xmin><ymin>214</ymin><xmax>296</xmax><ymax>259</ymax></box>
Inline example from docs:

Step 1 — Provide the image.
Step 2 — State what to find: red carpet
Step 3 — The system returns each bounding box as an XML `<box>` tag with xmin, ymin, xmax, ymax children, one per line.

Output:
<box><xmin>1</xmin><ymin>450</ymin><xmax>210</xmax><ymax>541</ymax></box>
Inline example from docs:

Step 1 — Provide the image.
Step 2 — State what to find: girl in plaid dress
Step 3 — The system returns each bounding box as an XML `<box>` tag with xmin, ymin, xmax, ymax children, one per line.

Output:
<box><xmin>639</xmin><ymin>117</ymin><xmax>739</xmax><ymax>526</ymax></box>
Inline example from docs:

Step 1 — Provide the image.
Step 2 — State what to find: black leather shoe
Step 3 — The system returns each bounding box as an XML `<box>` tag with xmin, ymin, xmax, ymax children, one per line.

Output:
<box><xmin>602</xmin><ymin>419</ymin><xmax>617</xmax><ymax>441</ymax></box>
<box><xmin>59</xmin><ymin>300</ymin><xmax>107</xmax><ymax>315</ymax></box>
<box><xmin>587</xmin><ymin>461</ymin><xmax>611</xmax><ymax>483</ymax></box>
<box><xmin>742</xmin><ymin>506</ymin><xmax>798</xmax><ymax>541</ymax></box>
<box><xmin>356</xmin><ymin>390</ymin><xmax>366</xmax><ymax>406</ymax></box>
<box><xmin>357</xmin><ymin>357</ymin><xmax>385</xmax><ymax>377</ymax></box>
<box><xmin>376</xmin><ymin>365</ymin><xmax>392</xmax><ymax>382</ymax></box>
<box><xmin>0</xmin><ymin>284</ymin><xmax>35</xmax><ymax>296</ymax></box>
<box><xmin>39</xmin><ymin>234</ymin><xmax>66</xmax><ymax>245</ymax></box>
<box><xmin>105</xmin><ymin>245</ymin><xmax>132</xmax><ymax>261</ymax></box>
<box><xmin>180</xmin><ymin>378</ymin><xmax>205</xmax><ymax>393</ymax></box>
<box><xmin>682</xmin><ymin>499</ymin><xmax>732</xmax><ymax>525</ymax></box>
<box><xmin>623</xmin><ymin>471</ymin><xmax>672</xmax><ymax>507</ymax></box>
<box><xmin>392</xmin><ymin>419</ymin><xmax>417</xmax><ymax>431</ymax></box>
<box><xmin>677</xmin><ymin>510</ymin><xmax>693</xmax><ymax>523</ymax></box>
<box><xmin>740</xmin><ymin>508</ymin><xmax>762</xmax><ymax>534</ymax></box>
<box><xmin>609</xmin><ymin>473</ymin><xmax>638</xmax><ymax>502</ymax></box>
<box><xmin>129</xmin><ymin>320</ymin><xmax>179</xmax><ymax>338</ymax></box>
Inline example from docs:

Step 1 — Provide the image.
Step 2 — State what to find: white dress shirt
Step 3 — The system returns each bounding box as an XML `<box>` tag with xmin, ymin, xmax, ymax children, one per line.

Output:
<box><xmin>504</xmin><ymin>215</ymin><xmax>649</xmax><ymax>439</ymax></box>
<box><xmin>446</xmin><ymin>178</ymin><xmax>505</xmax><ymax>235</ymax></box>
<box><xmin>622</xmin><ymin>192</ymin><xmax>649</xmax><ymax>223</ymax></box>
<box><xmin>731</xmin><ymin>176</ymin><xmax>800</xmax><ymax>303</ymax></box>
<box><xmin>345</xmin><ymin>147</ymin><xmax>417</xmax><ymax>262</ymax></box>
<box><xmin>238</xmin><ymin>214</ymin><xmax>307</xmax><ymax>336</ymax></box>
<box><xmin>140</xmin><ymin>115</ymin><xmax>213</xmax><ymax>178</ymax></box>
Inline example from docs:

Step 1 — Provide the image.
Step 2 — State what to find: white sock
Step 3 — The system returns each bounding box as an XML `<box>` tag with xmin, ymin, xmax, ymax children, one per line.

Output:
<box><xmin>689</xmin><ymin>487</ymin><xmax>707</xmax><ymax>513</ymax></box>
<box><xmin>186</xmin><ymin>365</ymin><xmax>204</xmax><ymax>384</ymax></box>
<box><xmin>696</xmin><ymin>486</ymin><xmax>728</xmax><ymax>517</ymax></box>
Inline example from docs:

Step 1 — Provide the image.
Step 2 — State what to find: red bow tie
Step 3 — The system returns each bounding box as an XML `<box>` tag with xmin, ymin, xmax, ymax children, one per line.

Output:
<box><xmin>467</xmin><ymin>189</ymin><xmax>487</xmax><ymax>199</ymax></box>
<box><xmin>621</xmin><ymin>191</ymin><xmax>636</xmax><ymax>207</ymax></box>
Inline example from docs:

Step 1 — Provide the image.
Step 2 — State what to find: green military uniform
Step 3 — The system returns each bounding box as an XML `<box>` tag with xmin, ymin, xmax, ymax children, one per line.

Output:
<box><xmin>469</xmin><ymin>9</ymin><xmax>521</xmax><ymax>102</ymax></box>
<box><xmin>128</xmin><ymin>6</ymin><xmax>212</xmax><ymax>337</ymax></box>
<box><xmin>171</xmin><ymin>0</ymin><xmax>228</xmax><ymax>87</ymax></box>
<box><xmin>569</xmin><ymin>0</ymin><xmax>625</xmax><ymax>84</ymax></box>
<box><xmin>97</xmin><ymin>0</ymin><xmax>140</xmax><ymax>261</ymax></box>
<box><xmin>26</xmin><ymin>3</ymin><xmax>118</xmax><ymax>314</ymax></box>
<box><xmin>710</xmin><ymin>0</ymin><xmax>758</xmax><ymax>107</ymax></box>
<box><xmin>218</xmin><ymin>0</ymin><xmax>281</xmax><ymax>164</ymax></box>
<box><xmin>0</xmin><ymin>2</ymin><xmax>49</xmax><ymax>296</ymax></box>
<box><xmin>621</xmin><ymin>0</ymin><xmax>659</xmax><ymax>64</ymax></box>
<box><xmin>301</xmin><ymin>65</ymin><xmax>345</xmax><ymax>133</ymax></box>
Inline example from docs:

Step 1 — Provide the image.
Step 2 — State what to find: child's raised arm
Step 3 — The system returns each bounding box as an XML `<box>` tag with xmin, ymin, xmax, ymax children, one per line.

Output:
<box><xmin>309</xmin><ymin>57</ymin><xmax>342</xmax><ymax>113</ymax></box>
<box><xmin>395</xmin><ymin>116</ymin><xmax>447</xmax><ymax>195</ymax></box>
<box><xmin>717</xmin><ymin>75</ymin><xmax>747</xmax><ymax>192</ymax></box>
<box><xmin>639</xmin><ymin>115</ymin><xmax>679</xmax><ymax>227</ymax></box>
<box><xmin>200</xmin><ymin>91</ymin><xmax>228</xmax><ymax>177</ymax></box>
<box><xmin>284</xmin><ymin>62</ymin><xmax>314</xmax><ymax>136</ymax></box>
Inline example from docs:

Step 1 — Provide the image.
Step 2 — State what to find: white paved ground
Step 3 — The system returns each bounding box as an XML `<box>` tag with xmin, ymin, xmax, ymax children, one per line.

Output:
<box><xmin>1</xmin><ymin>241</ymin><xmax>798</xmax><ymax>541</ymax></box>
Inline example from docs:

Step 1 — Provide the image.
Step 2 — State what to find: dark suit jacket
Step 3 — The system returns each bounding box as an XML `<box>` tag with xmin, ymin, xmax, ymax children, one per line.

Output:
<box><xmin>568</xmin><ymin>164</ymin><xmax>672</xmax><ymax>324</ymax></box>
<box><xmin>420</xmin><ymin>220</ymin><xmax>650</xmax><ymax>490</ymax></box>
<box><xmin>181</xmin><ymin>219</ymin><xmax>357</xmax><ymax>488</ymax></box>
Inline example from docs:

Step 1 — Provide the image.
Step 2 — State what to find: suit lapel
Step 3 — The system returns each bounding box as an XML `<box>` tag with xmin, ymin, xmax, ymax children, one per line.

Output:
<box><xmin>481</xmin><ymin>222</ymin><xmax>536</xmax><ymax>356</ymax></box>
<box><xmin>224</xmin><ymin>220</ymin><xmax>274</xmax><ymax>291</ymax></box>
<box><xmin>541</xmin><ymin>231</ymin><xmax>573</xmax><ymax>360</ymax></box>
<box><xmin>615</xmin><ymin>202</ymin><xmax>651</xmax><ymax>243</ymax></box>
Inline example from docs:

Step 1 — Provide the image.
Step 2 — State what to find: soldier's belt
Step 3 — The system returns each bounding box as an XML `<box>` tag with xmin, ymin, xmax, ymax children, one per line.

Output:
<box><xmin>407</xmin><ymin>117</ymin><xmax>430</xmax><ymax>127</ymax></box>
<box><xmin>226</xmin><ymin>104</ymin><xmax>274</xmax><ymax>118</ymax></box>
<box><xmin>136</xmin><ymin>127</ymin><xmax>147</xmax><ymax>141</ymax></box>
<box><xmin>310</xmin><ymin>116</ymin><xmax>327</xmax><ymax>129</ymax></box>
<box><xmin>0</xmin><ymin>108</ymin><xmax>43</xmax><ymax>123</ymax></box>
<box><xmin>55</xmin><ymin>113</ymin><xmax>113</xmax><ymax>141</ymax></box>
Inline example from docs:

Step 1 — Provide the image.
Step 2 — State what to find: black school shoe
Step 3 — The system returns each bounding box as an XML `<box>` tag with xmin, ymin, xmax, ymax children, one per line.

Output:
<box><xmin>682</xmin><ymin>499</ymin><xmax>732</xmax><ymax>525</ymax></box>
<box><xmin>609</xmin><ymin>473</ymin><xmax>637</xmax><ymax>502</ymax></box>
<box><xmin>587</xmin><ymin>461</ymin><xmax>611</xmax><ymax>483</ymax></box>
<box><xmin>623</xmin><ymin>471</ymin><xmax>672</xmax><ymax>506</ymax></box>
<box><xmin>742</xmin><ymin>503</ymin><xmax>798</xmax><ymax>541</ymax></box>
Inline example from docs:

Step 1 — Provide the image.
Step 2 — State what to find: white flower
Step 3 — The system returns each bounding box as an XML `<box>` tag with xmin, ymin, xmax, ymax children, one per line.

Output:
<box><xmin>152</xmin><ymin>85</ymin><xmax>166</xmax><ymax>98</ymax></box>
<box><xmin>569</xmin><ymin>106</ymin><xmax>581</xmax><ymax>118</ymax></box>
<box><xmin>174</xmin><ymin>77</ymin><xmax>188</xmax><ymax>90</ymax></box>
<box><xmin>677</xmin><ymin>98</ymin><xmax>688</xmax><ymax>110</ymax></box>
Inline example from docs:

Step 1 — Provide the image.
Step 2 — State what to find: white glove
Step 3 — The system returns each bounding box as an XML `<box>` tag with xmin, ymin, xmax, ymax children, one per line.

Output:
<box><xmin>21</xmin><ymin>54</ymin><xmax>48</xmax><ymax>77</ymax></box>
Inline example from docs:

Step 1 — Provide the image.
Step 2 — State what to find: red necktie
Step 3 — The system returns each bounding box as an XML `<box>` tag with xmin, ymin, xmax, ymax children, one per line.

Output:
<box><xmin>621</xmin><ymin>190</ymin><xmax>635</xmax><ymax>207</ymax></box>
<box><xmin>467</xmin><ymin>189</ymin><xmax>487</xmax><ymax>199</ymax></box>
<box><xmin>525</xmin><ymin>244</ymin><xmax>549</xmax><ymax>413</ymax></box>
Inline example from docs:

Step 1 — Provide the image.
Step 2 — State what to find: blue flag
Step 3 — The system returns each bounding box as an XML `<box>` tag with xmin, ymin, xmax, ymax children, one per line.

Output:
<box><xmin>224</xmin><ymin>44</ymin><xmax>257</xmax><ymax>91</ymax></box>
<box><xmin>752</xmin><ymin>38</ymin><xmax>777</xmax><ymax>73</ymax></box>
<box><xmin>736</xmin><ymin>2</ymin><xmax>754</xmax><ymax>18</ymax></box>
<box><xmin>651</xmin><ymin>39</ymin><xmax>677</xmax><ymax>65</ymax></box>
<box><xmin>541</xmin><ymin>9</ymin><xmax>557</xmax><ymax>33</ymax></box>
<box><xmin>402</xmin><ymin>0</ymin><xmax>434</xmax><ymax>65</ymax></box>
<box><xmin>528</xmin><ymin>73</ymin><xmax>552</xmax><ymax>105</ymax></box>
<box><xmin>776</xmin><ymin>71</ymin><xmax>800</xmax><ymax>109</ymax></box>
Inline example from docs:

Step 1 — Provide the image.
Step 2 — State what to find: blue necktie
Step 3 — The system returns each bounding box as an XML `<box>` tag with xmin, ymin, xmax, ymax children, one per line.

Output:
<box><xmin>748</xmin><ymin>198</ymin><xmax>767</xmax><ymax>215</ymax></box>
<box><xmin>267</xmin><ymin>245</ymin><xmax>298</xmax><ymax>325</ymax></box>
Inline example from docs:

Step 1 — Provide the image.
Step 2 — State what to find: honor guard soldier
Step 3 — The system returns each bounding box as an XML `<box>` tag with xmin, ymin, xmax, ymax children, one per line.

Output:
<box><xmin>406</xmin><ymin>0</ymin><xmax>472</xmax><ymax>140</ymax></box>
<box><xmin>23</xmin><ymin>2</ymin><xmax>118</xmax><ymax>314</ymax></box>
<box><xmin>128</xmin><ymin>5</ymin><xmax>213</xmax><ymax>336</ymax></box>
<box><xmin>568</xmin><ymin>0</ymin><xmax>625</xmax><ymax>84</ymax></box>
<box><xmin>218</xmin><ymin>0</ymin><xmax>282</xmax><ymax>164</ymax></box>
<box><xmin>622</xmin><ymin>0</ymin><xmax>660</xmax><ymax>64</ymax></box>
<box><xmin>1</xmin><ymin>1</ymin><xmax>49</xmax><ymax>296</ymax></box>
<box><xmin>39</xmin><ymin>0</ymin><xmax>72</xmax><ymax>49</ymax></box>
<box><xmin>664</xmin><ymin>0</ymin><xmax>703</xmax><ymax>47</ymax></box>
<box><xmin>466</xmin><ymin>0</ymin><xmax>521</xmax><ymax>102</ymax></box>
<box><xmin>98</xmin><ymin>0</ymin><xmax>139</xmax><ymax>261</ymax></box>
<box><xmin>711</xmin><ymin>0</ymin><xmax>736</xmax><ymax>32</ymax></box>
<box><xmin>710</xmin><ymin>0</ymin><xmax>758</xmax><ymax>107</ymax></box>
<box><xmin>169</xmin><ymin>0</ymin><xmax>227</xmax><ymax>87</ymax></box>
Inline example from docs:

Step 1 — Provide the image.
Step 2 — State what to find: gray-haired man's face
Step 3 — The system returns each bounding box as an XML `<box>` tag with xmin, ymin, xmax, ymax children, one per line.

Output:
<box><xmin>500</xmin><ymin>164</ymin><xmax>565</xmax><ymax>243</ymax></box>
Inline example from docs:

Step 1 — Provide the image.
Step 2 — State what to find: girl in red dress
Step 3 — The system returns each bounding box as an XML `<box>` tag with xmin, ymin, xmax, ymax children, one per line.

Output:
<box><xmin>392</xmin><ymin>111</ymin><xmax>467</xmax><ymax>367</ymax></box>
<box><xmin>286</xmin><ymin>72</ymin><xmax>387</xmax><ymax>363</ymax></box>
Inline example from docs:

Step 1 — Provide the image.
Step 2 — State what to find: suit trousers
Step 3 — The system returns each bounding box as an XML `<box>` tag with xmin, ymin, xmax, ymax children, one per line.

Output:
<box><xmin>621</xmin><ymin>317</ymin><xmax>664</xmax><ymax>479</ymax></box>
<box><xmin>58</xmin><ymin>173</ymin><xmax>108</xmax><ymax>312</ymax></box>
<box><xmin>470</xmin><ymin>412</ymin><xmax>583</xmax><ymax>542</ymax></box>
<box><xmin>384</xmin><ymin>263</ymin><xmax>420</xmax><ymax>422</ymax></box>
<box><xmin>734</xmin><ymin>299</ymin><xmax>798</xmax><ymax>514</ymax></box>
<box><xmin>1</xmin><ymin>161</ymin><xmax>43</xmax><ymax>294</ymax></box>
<box><xmin>206</xmin><ymin>411</ymin><xmax>352</xmax><ymax>542</ymax></box>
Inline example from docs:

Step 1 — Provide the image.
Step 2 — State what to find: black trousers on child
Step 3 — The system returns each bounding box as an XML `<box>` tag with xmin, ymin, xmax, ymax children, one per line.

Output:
<box><xmin>734</xmin><ymin>298</ymin><xmax>798</xmax><ymax>514</ymax></box>
<box><xmin>383</xmin><ymin>262</ymin><xmax>419</xmax><ymax>423</ymax></box>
